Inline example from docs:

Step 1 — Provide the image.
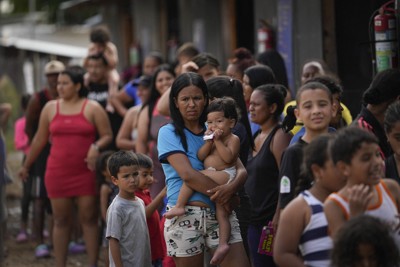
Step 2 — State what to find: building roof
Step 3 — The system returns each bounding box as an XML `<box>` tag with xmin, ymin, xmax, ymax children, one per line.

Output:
<box><xmin>0</xmin><ymin>23</ymin><xmax>89</xmax><ymax>59</ymax></box>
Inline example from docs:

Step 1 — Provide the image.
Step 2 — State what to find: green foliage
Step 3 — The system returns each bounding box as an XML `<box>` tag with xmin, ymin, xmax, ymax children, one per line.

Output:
<box><xmin>0</xmin><ymin>75</ymin><xmax>21</xmax><ymax>153</ymax></box>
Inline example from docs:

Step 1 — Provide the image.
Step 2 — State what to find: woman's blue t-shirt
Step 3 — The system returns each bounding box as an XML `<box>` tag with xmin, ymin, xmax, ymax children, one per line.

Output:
<box><xmin>158</xmin><ymin>123</ymin><xmax>214</xmax><ymax>209</ymax></box>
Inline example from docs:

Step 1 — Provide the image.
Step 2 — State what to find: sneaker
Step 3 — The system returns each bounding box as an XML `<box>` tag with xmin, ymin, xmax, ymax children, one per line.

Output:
<box><xmin>68</xmin><ymin>241</ymin><xmax>86</xmax><ymax>254</ymax></box>
<box><xmin>16</xmin><ymin>231</ymin><xmax>29</xmax><ymax>243</ymax></box>
<box><xmin>35</xmin><ymin>244</ymin><xmax>51</xmax><ymax>258</ymax></box>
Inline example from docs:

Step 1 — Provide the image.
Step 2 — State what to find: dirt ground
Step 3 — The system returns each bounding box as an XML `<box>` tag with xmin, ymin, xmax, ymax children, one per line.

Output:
<box><xmin>2</xmin><ymin>152</ymin><xmax>106</xmax><ymax>267</ymax></box>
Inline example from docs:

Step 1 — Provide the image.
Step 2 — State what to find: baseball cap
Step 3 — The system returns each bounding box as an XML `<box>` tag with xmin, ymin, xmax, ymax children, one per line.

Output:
<box><xmin>138</xmin><ymin>75</ymin><xmax>152</xmax><ymax>88</ymax></box>
<box><xmin>44</xmin><ymin>60</ymin><xmax>65</xmax><ymax>75</ymax></box>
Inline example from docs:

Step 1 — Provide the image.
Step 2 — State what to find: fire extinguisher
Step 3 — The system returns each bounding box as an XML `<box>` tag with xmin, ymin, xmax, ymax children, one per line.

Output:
<box><xmin>258</xmin><ymin>19</ymin><xmax>274</xmax><ymax>53</ymax></box>
<box><xmin>374</xmin><ymin>0</ymin><xmax>398</xmax><ymax>72</ymax></box>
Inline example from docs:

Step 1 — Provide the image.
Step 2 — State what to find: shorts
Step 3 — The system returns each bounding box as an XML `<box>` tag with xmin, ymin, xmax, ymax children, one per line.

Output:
<box><xmin>207</xmin><ymin>166</ymin><xmax>236</xmax><ymax>183</ymax></box>
<box><xmin>164</xmin><ymin>205</ymin><xmax>242</xmax><ymax>257</ymax></box>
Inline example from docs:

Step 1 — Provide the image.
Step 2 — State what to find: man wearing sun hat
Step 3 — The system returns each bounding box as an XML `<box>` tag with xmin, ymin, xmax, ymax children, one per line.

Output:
<box><xmin>23</xmin><ymin>60</ymin><xmax>65</xmax><ymax>258</ymax></box>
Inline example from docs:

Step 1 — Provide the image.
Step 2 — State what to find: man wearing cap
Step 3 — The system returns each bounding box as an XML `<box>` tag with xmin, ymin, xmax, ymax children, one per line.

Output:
<box><xmin>24</xmin><ymin>60</ymin><xmax>65</xmax><ymax>258</ymax></box>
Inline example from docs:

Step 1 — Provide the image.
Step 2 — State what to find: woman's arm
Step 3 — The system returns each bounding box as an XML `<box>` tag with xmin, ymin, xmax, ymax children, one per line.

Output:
<box><xmin>135</xmin><ymin>106</ymin><xmax>150</xmax><ymax>154</ymax></box>
<box><xmin>144</xmin><ymin>187</ymin><xmax>167</xmax><ymax>218</ymax></box>
<box><xmin>25</xmin><ymin>96</ymin><xmax>41</xmax><ymax>142</ymax></box>
<box><xmin>19</xmin><ymin>103</ymin><xmax>52</xmax><ymax>180</ymax></box>
<box><xmin>274</xmin><ymin>197</ymin><xmax>307</xmax><ymax>267</ymax></box>
<box><xmin>87</xmin><ymin>102</ymin><xmax>113</xmax><ymax>170</ymax></box>
<box><xmin>109</xmin><ymin>90</ymin><xmax>133</xmax><ymax>117</ymax></box>
<box><xmin>157</xmin><ymin>87</ymin><xmax>171</xmax><ymax>116</ymax></box>
<box><xmin>116</xmin><ymin>106</ymin><xmax>139</xmax><ymax>150</ymax></box>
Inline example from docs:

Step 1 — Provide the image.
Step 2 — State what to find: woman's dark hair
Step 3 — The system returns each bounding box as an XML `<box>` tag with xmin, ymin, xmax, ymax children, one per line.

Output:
<box><xmin>141</xmin><ymin>64</ymin><xmax>175</xmax><ymax>124</ymax></box>
<box><xmin>206</xmin><ymin>76</ymin><xmax>254</xmax><ymax>149</ymax></box>
<box><xmin>169</xmin><ymin>72</ymin><xmax>209</xmax><ymax>152</ymax></box>
<box><xmin>296</xmin><ymin>134</ymin><xmax>332</xmax><ymax>194</ymax></box>
<box><xmin>363</xmin><ymin>68</ymin><xmax>400</xmax><ymax>105</ymax></box>
<box><xmin>20</xmin><ymin>93</ymin><xmax>31</xmax><ymax>111</ymax></box>
<box><xmin>90</xmin><ymin>25</ymin><xmax>111</xmax><ymax>44</ymax></box>
<box><xmin>331</xmin><ymin>215</ymin><xmax>400</xmax><ymax>267</ymax></box>
<box><xmin>192</xmin><ymin>53</ymin><xmax>220</xmax><ymax>70</ymax></box>
<box><xmin>244</xmin><ymin>65</ymin><xmax>276</xmax><ymax>89</ymax></box>
<box><xmin>384</xmin><ymin>101</ymin><xmax>400</xmax><ymax>134</ymax></box>
<box><xmin>136</xmin><ymin>153</ymin><xmax>153</xmax><ymax>169</ymax></box>
<box><xmin>257</xmin><ymin>49</ymin><xmax>288</xmax><ymax>88</ymax></box>
<box><xmin>207</xmin><ymin>97</ymin><xmax>239</xmax><ymax>124</ymax></box>
<box><xmin>254</xmin><ymin>84</ymin><xmax>287</xmax><ymax>122</ymax></box>
<box><xmin>229</xmin><ymin>47</ymin><xmax>256</xmax><ymax>78</ymax></box>
<box><xmin>60</xmin><ymin>65</ymin><xmax>88</xmax><ymax>98</ymax></box>
<box><xmin>330</xmin><ymin>126</ymin><xmax>378</xmax><ymax>165</ymax></box>
<box><xmin>95</xmin><ymin>150</ymin><xmax>115</xmax><ymax>186</ymax></box>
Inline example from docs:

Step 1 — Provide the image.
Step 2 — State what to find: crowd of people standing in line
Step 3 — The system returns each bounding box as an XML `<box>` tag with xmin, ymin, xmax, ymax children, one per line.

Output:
<box><xmin>0</xmin><ymin>24</ymin><xmax>399</xmax><ymax>267</ymax></box>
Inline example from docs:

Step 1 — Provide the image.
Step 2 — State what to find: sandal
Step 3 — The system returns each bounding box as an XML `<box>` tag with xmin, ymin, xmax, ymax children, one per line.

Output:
<box><xmin>68</xmin><ymin>241</ymin><xmax>86</xmax><ymax>254</ymax></box>
<box><xmin>35</xmin><ymin>244</ymin><xmax>50</xmax><ymax>258</ymax></box>
<box><xmin>16</xmin><ymin>231</ymin><xmax>29</xmax><ymax>243</ymax></box>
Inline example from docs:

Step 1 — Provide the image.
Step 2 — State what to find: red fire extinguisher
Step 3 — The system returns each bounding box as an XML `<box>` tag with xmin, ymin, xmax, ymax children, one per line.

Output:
<box><xmin>258</xmin><ymin>19</ymin><xmax>274</xmax><ymax>53</ymax></box>
<box><xmin>374</xmin><ymin>0</ymin><xmax>398</xmax><ymax>72</ymax></box>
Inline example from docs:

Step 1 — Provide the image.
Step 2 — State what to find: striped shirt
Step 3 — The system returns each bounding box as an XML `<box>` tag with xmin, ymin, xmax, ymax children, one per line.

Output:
<box><xmin>299</xmin><ymin>190</ymin><xmax>332</xmax><ymax>267</ymax></box>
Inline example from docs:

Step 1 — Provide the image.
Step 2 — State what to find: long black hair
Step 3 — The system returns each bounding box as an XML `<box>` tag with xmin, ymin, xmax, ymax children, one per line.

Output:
<box><xmin>141</xmin><ymin>64</ymin><xmax>175</xmax><ymax>126</ymax></box>
<box><xmin>363</xmin><ymin>68</ymin><xmax>400</xmax><ymax>105</ymax></box>
<box><xmin>169</xmin><ymin>72</ymin><xmax>209</xmax><ymax>151</ymax></box>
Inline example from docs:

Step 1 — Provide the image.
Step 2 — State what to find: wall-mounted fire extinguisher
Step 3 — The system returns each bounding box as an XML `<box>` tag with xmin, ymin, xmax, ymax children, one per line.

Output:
<box><xmin>258</xmin><ymin>19</ymin><xmax>274</xmax><ymax>53</ymax></box>
<box><xmin>374</xmin><ymin>0</ymin><xmax>398</xmax><ymax>72</ymax></box>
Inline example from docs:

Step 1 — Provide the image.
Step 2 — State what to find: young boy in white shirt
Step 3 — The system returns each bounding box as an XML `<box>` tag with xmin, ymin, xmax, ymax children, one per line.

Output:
<box><xmin>106</xmin><ymin>150</ymin><xmax>151</xmax><ymax>267</ymax></box>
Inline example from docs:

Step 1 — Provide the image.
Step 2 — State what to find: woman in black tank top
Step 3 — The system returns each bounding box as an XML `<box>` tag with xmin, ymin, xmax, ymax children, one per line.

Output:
<box><xmin>245</xmin><ymin>84</ymin><xmax>292</xmax><ymax>267</ymax></box>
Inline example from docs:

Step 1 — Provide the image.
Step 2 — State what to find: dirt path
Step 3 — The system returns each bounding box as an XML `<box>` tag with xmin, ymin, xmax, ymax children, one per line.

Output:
<box><xmin>3</xmin><ymin>152</ymin><xmax>106</xmax><ymax>267</ymax></box>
